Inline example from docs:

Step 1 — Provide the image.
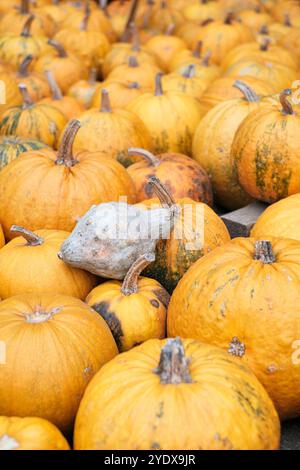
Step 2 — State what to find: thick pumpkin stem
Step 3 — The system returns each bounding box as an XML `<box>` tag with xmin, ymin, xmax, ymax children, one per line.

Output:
<box><xmin>80</xmin><ymin>0</ymin><xmax>91</xmax><ymax>31</ymax></box>
<box><xmin>48</xmin><ymin>39</ymin><xmax>67</xmax><ymax>58</ymax></box>
<box><xmin>182</xmin><ymin>64</ymin><xmax>195</xmax><ymax>79</ymax></box>
<box><xmin>155</xmin><ymin>72</ymin><xmax>164</xmax><ymax>96</ymax></box>
<box><xmin>21</xmin><ymin>14</ymin><xmax>34</xmax><ymax>37</ymax></box>
<box><xmin>284</xmin><ymin>14</ymin><xmax>291</xmax><ymax>27</ymax></box>
<box><xmin>88</xmin><ymin>68</ymin><xmax>97</xmax><ymax>84</ymax></box>
<box><xmin>10</xmin><ymin>225</ymin><xmax>44</xmax><ymax>246</ymax></box>
<box><xmin>128</xmin><ymin>55</ymin><xmax>138</xmax><ymax>68</ymax></box>
<box><xmin>56</xmin><ymin>120</ymin><xmax>81</xmax><ymax>167</ymax></box>
<box><xmin>233</xmin><ymin>80</ymin><xmax>260</xmax><ymax>102</ymax></box>
<box><xmin>280</xmin><ymin>89</ymin><xmax>294</xmax><ymax>115</ymax></box>
<box><xmin>193</xmin><ymin>40</ymin><xmax>202</xmax><ymax>58</ymax></box>
<box><xmin>148</xmin><ymin>176</ymin><xmax>176</xmax><ymax>208</ymax></box>
<box><xmin>260</xmin><ymin>37</ymin><xmax>270</xmax><ymax>51</ymax></box>
<box><xmin>201</xmin><ymin>51</ymin><xmax>211</xmax><ymax>66</ymax></box>
<box><xmin>18</xmin><ymin>54</ymin><xmax>33</xmax><ymax>77</ymax></box>
<box><xmin>121</xmin><ymin>253</ymin><xmax>155</xmax><ymax>295</ymax></box>
<box><xmin>154</xmin><ymin>337</ymin><xmax>192</xmax><ymax>384</ymax></box>
<box><xmin>45</xmin><ymin>70</ymin><xmax>63</xmax><ymax>100</ymax></box>
<box><xmin>128</xmin><ymin>148</ymin><xmax>160</xmax><ymax>166</ymax></box>
<box><xmin>100</xmin><ymin>88</ymin><xmax>112</xmax><ymax>112</ymax></box>
<box><xmin>19</xmin><ymin>83</ymin><xmax>33</xmax><ymax>107</ymax></box>
<box><xmin>259</xmin><ymin>24</ymin><xmax>269</xmax><ymax>35</ymax></box>
<box><xmin>131</xmin><ymin>27</ymin><xmax>141</xmax><ymax>52</ymax></box>
<box><xmin>254</xmin><ymin>240</ymin><xmax>276</xmax><ymax>264</ymax></box>
<box><xmin>20</xmin><ymin>0</ymin><xmax>30</xmax><ymax>14</ymax></box>
<box><xmin>224</xmin><ymin>11</ymin><xmax>235</xmax><ymax>24</ymax></box>
<box><xmin>121</xmin><ymin>0</ymin><xmax>140</xmax><ymax>42</ymax></box>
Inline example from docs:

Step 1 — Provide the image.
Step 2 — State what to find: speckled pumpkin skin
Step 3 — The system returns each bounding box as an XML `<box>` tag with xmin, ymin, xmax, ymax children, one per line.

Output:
<box><xmin>74</xmin><ymin>338</ymin><xmax>280</xmax><ymax>450</ymax></box>
<box><xmin>168</xmin><ymin>237</ymin><xmax>300</xmax><ymax>419</ymax></box>
<box><xmin>231</xmin><ymin>102</ymin><xmax>300</xmax><ymax>202</ymax></box>
<box><xmin>0</xmin><ymin>136</ymin><xmax>48</xmax><ymax>170</ymax></box>
<box><xmin>0</xmin><ymin>33</ymin><xmax>52</xmax><ymax>69</ymax></box>
<box><xmin>137</xmin><ymin>198</ymin><xmax>230</xmax><ymax>293</ymax></box>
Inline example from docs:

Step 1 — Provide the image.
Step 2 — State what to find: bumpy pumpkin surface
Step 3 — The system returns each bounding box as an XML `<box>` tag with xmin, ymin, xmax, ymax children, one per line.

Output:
<box><xmin>168</xmin><ymin>237</ymin><xmax>300</xmax><ymax>419</ymax></box>
<box><xmin>0</xmin><ymin>136</ymin><xmax>48</xmax><ymax>170</ymax></box>
<box><xmin>74</xmin><ymin>337</ymin><xmax>280</xmax><ymax>450</ymax></box>
<box><xmin>0</xmin><ymin>293</ymin><xmax>118</xmax><ymax>433</ymax></box>
<box><xmin>0</xmin><ymin>416</ymin><xmax>70</xmax><ymax>450</ymax></box>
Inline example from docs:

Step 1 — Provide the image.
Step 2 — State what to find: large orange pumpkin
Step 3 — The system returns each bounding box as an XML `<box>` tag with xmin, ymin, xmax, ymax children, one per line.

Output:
<box><xmin>0</xmin><ymin>119</ymin><xmax>136</xmax><ymax>239</ymax></box>
<box><xmin>168</xmin><ymin>237</ymin><xmax>300</xmax><ymax>419</ymax></box>
<box><xmin>0</xmin><ymin>293</ymin><xmax>118</xmax><ymax>432</ymax></box>
<box><xmin>0</xmin><ymin>136</ymin><xmax>48</xmax><ymax>170</ymax></box>
<box><xmin>74</xmin><ymin>337</ymin><xmax>279</xmax><ymax>450</ymax></box>
<box><xmin>0</xmin><ymin>226</ymin><xmax>97</xmax><ymax>299</ymax></box>
<box><xmin>0</xmin><ymin>416</ymin><xmax>70</xmax><ymax>450</ymax></box>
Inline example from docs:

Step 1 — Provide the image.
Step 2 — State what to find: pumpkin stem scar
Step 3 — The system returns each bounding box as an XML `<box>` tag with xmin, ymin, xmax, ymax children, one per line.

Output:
<box><xmin>56</xmin><ymin>120</ymin><xmax>81</xmax><ymax>167</ymax></box>
<box><xmin>154</xmin><ymin>337</ymin><xmax>193</xmax><ymax>384</ymax></box>
<box><xmin>155</xmin><ymin>72</ymin><xmax>164</xmax><ymax>97</ymax></box>
<box><xmin>233</xmin><ymin>80</ymin><xmax>260</xmax><ymax>102</ymax></box>
<box><xmin>121</xmin><ymin>253</ymin><xmax>155</xmax><ymax>295</ymax></box>
<box><xmin>280</xmin><ymin>89</ymin><xmax>294</xmax><ymax>115</ymax></box>
<box><xmin>10</xmin><ymin>225</ymin><xmax>44</xmax><ymax>246</ymax></box>
<box><xmin>45</xmin><ymin>70</ymin><xmax>63</xmax><ymax>101</ymax></box>
<box><xmin>25</xmin><ymin>305</ymin><xmax>62</xmax><ymax>324</ymax></box>
<box><xmin>228</xmin><ymin>337</ymin><xmax>246</xmax><ymax>357</ymax></box>
<box><xmin>100</xmin><ymin>88</ymin><xmax>112</xmax><ymax>113</ymax></box>
<box><xmin>21</xmin><ymin>14</ymin><xmax>34</xmax><ymax>37</ymax></box>
<box><xmin>128</xmin><ymin>148</ymin><xmax>161</xmax><ymax>167</ymax></box>
<box><xmin>254</xmin><ymin>240</ymin><xmax>276</xmax><ymax>264</ymax></box>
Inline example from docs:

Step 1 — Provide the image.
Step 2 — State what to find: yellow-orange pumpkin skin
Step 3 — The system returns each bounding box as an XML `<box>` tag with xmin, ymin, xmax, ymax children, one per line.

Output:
<box><xmin>0</xmin><ymin>416</ymin><xmax>70</xmax><ymax>450</ymax></box>
<box><xmin>0</xmin><ymin>72</ymin><xmax>22</xmax><ymax>116</ymax></box>
<box><xmin>0</xmin><ymin>225</ymin><xmax>4</xmax><ymax>248</ymax></box>
<box><xmin>168</xmin><ymin>237</ymin><xmax>300</xmax><ymax>419</ymax></box>
<box><xmin>91</xmin><ymin>81</ymin><xmax>149</xmax><ymax>110</ymax></box>
<box><xmin>0</xmin><ymin>228</ymin><xmax>97</xmax><ymax>300</ymax></box>
<box><xmin>0</xmin><ymin>293</ymin><xmax>118</xmax><ymax>433</ymax></box>
<box><xmin>74</xmin><ymin>338</ymin><xmax>280</xmax><ymax>450</ymax></box>
<box><xmin>251</xmin><ymin>194</ymin><xmax>300</xmax><ymax>241</ymax></box>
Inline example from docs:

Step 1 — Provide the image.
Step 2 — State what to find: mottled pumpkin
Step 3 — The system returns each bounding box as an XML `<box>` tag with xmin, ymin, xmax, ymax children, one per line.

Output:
<box><xmin>0</xmin><ymin>293</ymin><xmax>118</xmax><ymax>432</ymax></box>
<box><xmin>0</xmin><ymin>416</ymin><xmax>70</xmax><ymax>450</ymax></box>
<box><xmin>127</xmin><ymin>148</ymin><xmax>213</xmax><ymax>205</ymax></box>
<box><xmin>168</xmin><ymin>237</ymin><xmax>300</xmax><ymax>419</ymax></box>
<box><xmin>0</xmin><ymin>120</ymin><xmax>136</xmax><ymax>239</ymax></box>
<box><xmin>0</xmin><ymin>226</ymin><xmax>97</xmax><ymax>299</ymax></box>
<box><xmin>74</xmin><ymin>337</ymin><xmax>279</xmax><ymax>450</ymax></box>
<box><xmin>106</xmin><ymin>55</ymin><xmax>161</xmax><ymax>89</ymax></box>
<box><xmin>67</xmin><ymin>69</ymin><xmax>100</xmax><ymax>109</ymax></box>
<box><xmin>0</xmin><ymin>136</ymin><xmax>48</xmax><ymax>170</ymax></box>
<box><xmin>87</xmin><ymin>253</ymin><xmax>169</xmax><ymax>352</ymax></box>
<box><xmin>232</xmin><ymin>89</ymin><xmax>300</xmax><ymax>202</ymax></box>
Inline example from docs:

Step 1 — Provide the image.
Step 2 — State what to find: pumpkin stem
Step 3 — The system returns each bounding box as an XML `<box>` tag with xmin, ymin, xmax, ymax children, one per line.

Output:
<box><xmin>121</xmin><ymin>253</ymin><xmax>155</xmax><ymax>295</ymax></box>
<box><xmin>280</xmin><ymin>89</ymin><xmax>294</xmax><ymax>115</ymax></box>
<box><xmin>259</xmin><ymin>24</ymin><xmax>269</xmax><ymax>35</ymax></box>
<box><xmin>148</xmin><ymin>176</ymin><xmax>176</xmax><ymax>208</ymax></box>
<box><xmin>128</xmin><ymin>148</ymin><xmax>161</xmax><ymax>167</ymax></box>
<box><xmin>201</xmin><ymin>18</ymin><xmax>213</xmax><ymax>26</ymax></box>
<box><xmin>56</xmin><ymin>119</ymin><xmax>81</xmax><ymax>167</ymax></box>
<box><xmin>100</xmin><ymin>88</ymin><xmax>112</xmax><ymax>112</ymax></box>
<box><xmin>224</xmin><ymin>11</ymin><xmax>235</xmax><ymax>24</ymax></box>
<box><xmin>233</xmin><ymin>80</ymin><xmax>260</xmax><ymax>102</ymax></box>
<box><xmin>154</xmin><ymin>337</ymin><xmax>193</xmax><ymax>384</ymax></box>
<box><xmin>155</xmin><ymin>72</ymin><xmax>164</xmax><ymax>96</ymax></box>
<box><xmin>121</xmin><ymin>0</ymin><xmax>140</xmax><ymax>42</ymax></box>
<box><xmin>165</xmin><ymin>23</ymin><xmax>175</xmax><ymax>36</ymax></box>
<box><xmin>48</xmin><ymin>39</ymin><xmax>67</xmax><ymax>58</ymax></box>
<box><xmin>88</xmin><ymin>68</ymin><xmax>98</xmax><ymax>84</ymax></box>
<box><xmin>18</xmin><ymin>54</ymin><xmax>33</xmax><ymax>77</ymax></box>
<box><xmin>260</xmin><ymin>37</ymin><xmax>270</xmax><ymax>51</ymax></box>
<box><xmin>201</xmin><ymin>51</ymin><xmax>211</xmax><ymax>66</ymax></box>
<box><xmin>254</xmin><ymin>240</ymin><xmax>276</xmax><ymax>264</ymax></box>
<box><xmin>10</xmin><ymin>225</ymin><xmax>44</xmax><ymax>246</ymax></box>
<box><xmin>80</xmin><ymin>0</ymin><xmax>91</xmax><ymax>31</ymax></box>
<box><xmin>21</xmin><ymin>14</ymin><xmax>34</xmax><ymax>37</ymax></box>
<box><xmin>128</xmin><ymin>55</ymin><xmax>139</xmax><ymax>67</ymax></box>
<box><xmin>19</xmin><ymin>83</ymin><xmax>33</xmax><ymax>107</ymax></box>
<box><xmin>182</xmin><ymin>64</ymin><xmax>195</xmax><ymax>78</ymax></box>
<box><xmin>45</xmin><ymin>70</ymin><xmax>63</xmax><ymax>100</ymax></box>
<box><xmin>284</xmin><ymin>14</ymin><xmax>291</xmax><ymax>27</ymax></box>
<box><xmin>193</xmin><ymin>40</ymin><xmax>202</xmax><ymax>58</ymax></box>
<box><xmin>131</xmin><ymin>26</ymin><xmax>141</xmax><ymax>52</ymax></box>
<box><xmin>20</xmin><ymin>0</ymin><xmax>30</xmax><ymax>14</ymax></box>
<box><xmin>228</xmin><ymin>337</ymin><xmax>246</xmax><ymax>357</ymax></box>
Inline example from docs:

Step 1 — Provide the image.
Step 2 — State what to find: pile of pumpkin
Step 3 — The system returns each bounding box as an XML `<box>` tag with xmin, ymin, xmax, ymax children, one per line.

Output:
<box><xmin>1</xmin><ymin>0</ymin><xmax>300</xmax><ymax>451</ymax></box>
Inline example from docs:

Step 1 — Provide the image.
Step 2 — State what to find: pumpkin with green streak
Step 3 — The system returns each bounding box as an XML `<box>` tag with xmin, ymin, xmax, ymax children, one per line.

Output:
<box><xmin>0</xmin><ymin>136</ymin><xmax>48</xmax><ymax>170</ymax></box>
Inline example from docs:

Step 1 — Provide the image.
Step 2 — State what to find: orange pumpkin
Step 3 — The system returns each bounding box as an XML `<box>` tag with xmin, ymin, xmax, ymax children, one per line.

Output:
<box><xmin>0</xmin><ymin>416</ymin><xmax>70</xmax><ymax>450</ymax></box>
<box><xmin>168</xmin><ymin>237</ymin><xmax>300</xmax><ymax>419</ymax></box>
<box><xmin>0</xmin><ymin>225</ymin><xmax>4</xmax><ymax>248</ymax></box>
<box><xmin>161</xmin><ymin>65</ymin><xmax>208</xmax><ymax>101</ymax></box>
<box><xmin>12</xmin><ymin>54</ymin><xmax>51</xmax><ymax>102</ymax></box>
<box><xmin>0</xmin><ymin>226</ymin><xmax>97</xmax><ymax>299</ymax></box>
<box><xmin>91</xmin><ymin>80</ymin><xmax>148</xmax><ymax>109</ymax></box>
<box><xmin>238</xmin><ymin>8</ymin><xmax>272</xmax><ymax>33</ymax></box>
<box><xmin>144</xmin><ymin>31</ymin><xmax>187</xmax><ymax>72</ymax></box>
<box><xmin>0</xmin><ymin>72</ymin><xmax>22</xmax><ymax>116</ymax></box>
<box><xmin>0</xmin><ymin>293</ymin><xmax>118</xmax><ymax>432</ymax></box>
<box><xmin>74</xmin><ymin>337</ymin><xmax>279</xmax><ymax>450</ymax></box>
<box><xmin>106</xmin><ymin>55</ymin><xmax>161</xmax><ymax>89</ymax></box>
<box><xmin>148</xmin><ymin>0</ymin><xmax>184</xmax><ymax>32</ymax></box>
<box><xmin>0</xmin><ymin>119</ymin><xmax>136</xmax><ymax>239</ymax></box>
<box><xmin>183</xmin><ymin>0</ymin><xmax>223</xmax><ymax>23</ymax></box>
<box><xmin>67</xmin><ymin>69</ymin><xmax>101</xmax><ymax>109</ymax></box>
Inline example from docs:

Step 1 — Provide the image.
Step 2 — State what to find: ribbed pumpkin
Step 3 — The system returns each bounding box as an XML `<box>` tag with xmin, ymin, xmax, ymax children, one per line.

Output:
<box><xmin>12</xmin><ymin>54</ymin><xmax>51</xmax><ymax>102</ymax></box>
<box><xmin>192</xmin><ymin>81</ymin><xmax>269</xmax><ymax>210</ymax></box>
<box><xmin>238</xmin><ymin>8</ymin><xmax>273</xmax><ymax>33</ymax></box>
<box><xmin>92</xmin><ymin>80</ymin><xmax>149</xmax><ymax>109</ymax></box>
<box><xmin>127</xmin><ymin>147</ymin><xmax>213</xmax><ymax>205</ymax></box>
<box><xmin>69</xmin><ymin>89</ymin><xmax>152</xmax><ymax>167</ymax></box>
<box><xmin>232</xmin><ymin>89</ymin><xmax>300</xmax><ymax>202</ymax></box>
<box><xmin>0</xmin><ymin>72</ymin><xmax>22</xmax><ymax>116</ymax></box>
<box><xmin>144</xmin><ymin>31</ymin><xmax>187</xmax><ymax>72</ymax></box>
<box><xmin>67</xmin><ymin>69</ymin><xmax>100</xmax><ymax>109</ymax></box>
<box><xmin>161</xmin><ymin>65</ymin><xmax>208</xmax><ymax>101</ymax></box>
<box><xmin>251</xmin><ymin>193</ymin><xmax>300</xmax><ymax>241</ymax></box>
<box><xmin>148</xmin><ymin>0</ymin><xmax>184</xmax><ymax>32</ymax></box>
<box><xmin>74</xmin><ymin>337</ymin><xmax>279</xmax><ymax>450</ymax></box>
<box><xmin>106</xmin><ymin>55</ymin><xmax>161</xmax><ymax>89</ymax></box>
<box><xmin>0</xmin><ymin>84</ymin><xmax>67</xmax><ymax>147</ymax></box>
<box><xmin>86</xmin><ymin>253</ymin><xmax>169</xmax><ymax>352</ymax></box>
<box><xmin>127</xmin><ymin>73</ymin><xmax>206</xmax><ymax>155</ymax></box>
<box><xmin>0</xmin><ymin>416</ymin><xmax>70</xmax><ymax>450</ymax></box>
<box><xmin>0</xmin><ymin>293</ymin><xmax>118</xmax><ymax>432</ymax></box>
<box><xmin>34</xmin><ymin>39</ymin><xmax>88</xmax><ymax>94</ymax></box>
<box><xmin>136</xmin><ymin>178</ymin><xmax>229</xmax><ymax>293</ymax></box>
<box><xmin>0</xmin><ymin>120</ymin><xmax>136</xmax><ymax>239</ymax></box>
<box><xmin>39</xmin><ymin>0</ymin><xmax>69</xmax><ymax>26</ymax></box>
<box><xmin>168</xmin><ymin>237</ymin><xmax>300</xmax><ymax>419</ymax></box>
<box><xmin>0</xmin><ymin>136</ymin><xmax>48</xmax><ymax>170</ymax></box>
<box><xmin>0</xmin><ymin>226</ymin><xmax>97</xmax><ymax>299</ymax></box>
<box><xmin>0</xmin><ymin>225</ymin><xmax>4</xmax><ymax>248</ymax></box>
<box><xmin>183</xmin><ymin>0</ymin><xmax>223</xmax><ymax>22</ymax></box>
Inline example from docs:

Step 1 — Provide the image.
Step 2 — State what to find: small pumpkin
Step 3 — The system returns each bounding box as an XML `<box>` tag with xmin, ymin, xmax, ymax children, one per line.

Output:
<box><xmin>127</xmin><ymin>147</ymin><xmax>213</xmax><ymax>205</ymax></box>
<box><xmin>74</xmin><ymin>337</ymin><xmax>279</xmax><ymax>450</ymax></box>
<box><xmin>279</xmin><ymin>28</ymin><xmax>300</xmax><ymax>59</ymax></box>
<box><xmin>12</xmin><ymin>54</ymin><xmax>51</xmax><ymax>102</ymax></box>
<box><xmin>0</xmin><ymin>225</ymin><xmax>97</xmax><ymax>300</ymax></box>
<box><xmin>0</xmin><ymin>119</ymin><xmax>136</xmax><ymax>239</ymax></box>
<box><xmin>161</xmin><ymin>65</ymin><xmax>208</xmax><ymax>101</ymax></box>
<box><xmin>106</xmin><ymin>55</ymin><xmax>161</xmax><ymax>89</ymax></box>
<box><xmin>148</xmin><ymin>0</ymin><xmax>184</xmax><ymax>32</ymax></box>
<box><xmin>183</xmin><ymin>0</ymin><xmax>223</xmax><ymax>23</ymax></box>
<box><xmin>87</xmin><ymin>253</ymin><xmax>169</xmax><ymax>352</ymax></box>
<box><xmin>144</xmin><ymin>28</ymin><xmax>187</xmax><ymax>72</ymax></box>
<box><xmin>238</xmin><ymin>8</ymin><xmax>272</xmax><ymax>33</ymax></box>
<box><xmin>0</xmin><ymin>84</ymin><xmax>67</xmax><ymax>147</ymax></box>
<box><xmin>0</xmin><ymin>416</ymin><xmax>70</xmax><ymax>450</ymax></box>
<box><xmin>0</xmin><ymin>293</ymin><xmax>118</xmax><ymax>432</ymax></box>
<box><xmin>0</xmin><ymin>136</ymin><xmax>48</xmax><ymax>170</ymax></box>
<box><xmin>67</xmin><ymin>69</ymin><xmax>100</xmax><ymax>109</ymax></box>
<box><xmin>92</xmin><ymin>80</ymin><xmax>148</xmax><ymax>109</ymax></box>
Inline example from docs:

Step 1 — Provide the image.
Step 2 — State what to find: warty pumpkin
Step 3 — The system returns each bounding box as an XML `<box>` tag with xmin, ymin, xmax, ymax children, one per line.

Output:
<box><xmin>74</xmin><ymin>337</ymin><xmax>279</xmax><ymax>450</ymax></box>
<box><xmin>144</xmin><ymin>29</ymin><xmax>187</xmax><ymax>72</ymax></box>
<box><xmin>127</xmin><ymin>72</ymin><xmax>206</xmax><ymax>155</ymax></box>
<box><xmin>232</xmin><ymin>89</ymin><xmax>300</xmax><ymax>202</ymax></box>
<box><xmin>106</xmin><ymin>55</ymin><xmax>161</xmax><ymax>90</ymax></box>
<box><xmin>251</xmin><ymin>193</ymin><xmax>300</xmax><ymax>241</ymax></box>
<box><xmin>12</xmin><ymin>54</ymin><xmax>51</xmax><ymax>102</ymax></box>
<box><xmin>0</xmin><ymin>136</ymin><xmax>48</xmax><ymax>170</ymax></box>
<box><xmin>168</xmin><ymin>237</ymin><xmax>300</xmax><ymax>419</ymax></box>
<box><xmin>0</xmin><ymin>226</ymin><xmax>97</xmax><ymax>299</ymax></box>
<box><xmin>127</xmin><ymin>147</ymin><xmax>213</xmax><ymax>205</ymax></box>
<box><xmin>0</xmin><ymin>119</ymin><xmax>136</xmax><ymax>239</ymax></box>
<box><xmin>91</xmin><ymin>80</ymin><xmax>149</xmax><ymax>110</ymax></box>
<box><xmin>86</xmin><ymin>253</ymin><xmax>169</xmax><ymax>352</ymax></box>
<box><xmin>0</xmin><ymin>84</ymin><xmax>67</xmax><ymax>148</ymax></box>
<box><xmin>67</xmin><ymin>69</ymin><xmax>100</xmax><ymax>109</ymax></box>
<box><xmin>0</xmin><ymin>293</ymin><xmax>118</xmax><ymax>432</ymax></box>
<box><xmin>0</xmin><ymin>416</ymin><xmax>70</xmax><ymax>450</ymax></box>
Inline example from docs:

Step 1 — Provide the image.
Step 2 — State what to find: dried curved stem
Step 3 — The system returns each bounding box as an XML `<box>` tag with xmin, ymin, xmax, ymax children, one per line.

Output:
<box><xmin>10</xmin><ymin>225</ymin><xmax>44</xmax><ymax>246</ymax></box>
<box><xmin>56</xmin><ymin>120</ymin><xmax>81</xmax><ymax>167</ymax></box>
<box><xmin>100</xmin><ymin>88</ymin><xmax>112</xmax><ymax>112</ymax></box>
<box><xmin>128</xmin><ymin>148</ymin><xmax>161</xmax><ymax>166</ymax></box>
<box><xmin>18</xmin><ymin>55</ymin><xmax>33</xmax><ymax>77</ymax></box>
<box><xmin>45</xmin><ymin>70</ymin><xmax>63</xmax><ymax>100</ymax></box>
<box><xmin>19</xmin><ymin>83</ymin><xmax>33</xmax><ymax>107</ymax></box>
<box><xmin>48</xmin><ymin>39</ymin><xmax>67</xmax><ymax>58</ymax></box>
<box><xmin>182</xmin><ymin>64</ymin><xmax>195</xmax><ymax>79</ymax></box>
<box><xmin>131</xmin><ymin>26</ymin><xmax>141</xmax><ymax>52</ymax></box>
<box><xmin>121</xmin><ymin>0</ymin><xmax>140</xmax><ymax>42</ymax></box>
<box><xmin>121</xmin><ymin>253</ymin><xmax>155</xmax><ymax>295</ymax></box>
<box><xmin>21</xmin><ymin>15</ymin><xmax>34</xmax><ymax>37</ymax></box>
<box><xmin>155</xmin><ymin>72</ymin><xmax>164</xmax><ymax>96</ymax></box>
<box><xmin>148</xmin><ymin>176</ymin><xmax>176</xmax><ymax>208</ymax></box>
<box><xmin>280</xmin><ymin>89</ymin><xmax>294</xmax><ymax>115</ymax></box>
<box><xmin>20</xmin><ymin>0</ymin><xmax>30</xmax><ymax>14</ymax></box>
<box><xmin>153</xmin><ymin>338</ymin><xmax>192</xmax><ymax>384</ymax></box>
<box><xmin>233</xmin><ymin>80</ymin><xmax>260</xmax><ymax>102</ymax></box>
<box><xmin>254</xmin><ymin>240</ymin><xmax>276</xmax><ymax>264</ymax></box>
<box><xmin>80</xmin><ymin>0</ymin><xmax>91</xmax><ymax>31</ymax></box>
